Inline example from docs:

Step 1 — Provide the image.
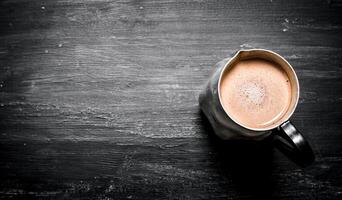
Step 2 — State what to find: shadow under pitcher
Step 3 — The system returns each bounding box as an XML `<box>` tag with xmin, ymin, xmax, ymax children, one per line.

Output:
<box><xmin>199</xmin><ymin>49</ymin><xmax>314</xmax><ymax>165</ymax></box>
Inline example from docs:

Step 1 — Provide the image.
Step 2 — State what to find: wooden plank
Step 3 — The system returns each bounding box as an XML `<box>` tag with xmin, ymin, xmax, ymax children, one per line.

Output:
<box><xmin>0</xmin><ymin>0</ymin><xmax>342</xmax><ymax>199</ymax></box>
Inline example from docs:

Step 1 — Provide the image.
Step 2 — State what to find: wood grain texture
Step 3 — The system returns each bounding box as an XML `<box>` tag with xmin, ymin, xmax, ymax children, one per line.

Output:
<box><xmin>0</xmin><ymin>0</ymin><xmax>342</xmax><ymax>199</ymax></box>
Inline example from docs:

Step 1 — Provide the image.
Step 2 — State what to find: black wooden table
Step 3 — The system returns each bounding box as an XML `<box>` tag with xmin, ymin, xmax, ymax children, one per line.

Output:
<box><xmin>1</xmin><ymin>0</ymin><xmax>342</xmax><ymax>199</ymax></box>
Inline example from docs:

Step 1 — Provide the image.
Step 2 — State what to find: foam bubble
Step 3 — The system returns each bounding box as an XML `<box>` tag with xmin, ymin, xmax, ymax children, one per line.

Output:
<box><xmin>239</xmin><ymin>81</ymin><xmax>265</xmax><ymax>106</ymax></box>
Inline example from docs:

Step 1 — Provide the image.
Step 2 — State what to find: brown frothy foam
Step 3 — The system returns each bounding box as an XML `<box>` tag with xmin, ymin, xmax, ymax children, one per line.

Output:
<box><xmin>219</xmin><ymin>58</ymin><xmax>292</xmax><ymax>129</ymax></box>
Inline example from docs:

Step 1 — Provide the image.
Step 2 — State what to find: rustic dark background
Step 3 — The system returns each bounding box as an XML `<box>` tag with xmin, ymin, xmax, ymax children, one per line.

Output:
<box><xmin>1</xmin><ymin>0</ymin><xmax>342</xmax><ymax>199</ymax></box>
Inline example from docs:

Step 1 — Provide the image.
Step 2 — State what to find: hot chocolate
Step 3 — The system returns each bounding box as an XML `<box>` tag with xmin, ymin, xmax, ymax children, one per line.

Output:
<box><xmin>219</xmin><ymin>58</ymin><xmax>292</xmax><ymax>129</ymax></box>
